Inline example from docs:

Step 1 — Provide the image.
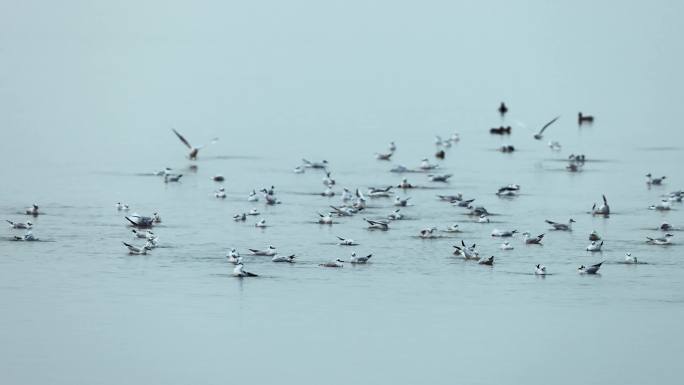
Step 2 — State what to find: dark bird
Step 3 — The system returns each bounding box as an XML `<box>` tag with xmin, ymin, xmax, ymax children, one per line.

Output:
<box><xmin>498</xmin><ymin>102</ymin><xmax>508</xmax><ymax>117</ymax></box>
<box><xmin>578</xmin><ymin>112</ymin><xmax>594</xmax><ymax>125</ymax></box>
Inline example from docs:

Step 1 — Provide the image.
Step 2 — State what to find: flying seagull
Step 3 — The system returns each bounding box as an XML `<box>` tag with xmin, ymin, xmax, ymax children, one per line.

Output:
<box><xmin>172</xmin><ymin>128</ymin><xmax>218</xmax><ymax>160</ymax></box>
<box><xmin>533</xmin><ymin>116</ymin><xmax>560</xmax><ymax>140</ymax></box>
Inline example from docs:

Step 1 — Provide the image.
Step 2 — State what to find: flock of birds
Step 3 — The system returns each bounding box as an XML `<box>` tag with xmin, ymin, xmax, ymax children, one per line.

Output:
<box><xmin>7</xmin><ymin>103</ymin><xmax>681</xmax><ymax>278</ymax></box>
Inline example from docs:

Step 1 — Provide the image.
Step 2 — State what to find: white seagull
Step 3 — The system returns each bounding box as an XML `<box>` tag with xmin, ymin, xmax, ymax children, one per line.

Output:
<box><xmin>578</xmin><ymin>262</ymin><xmax>603</xmax><ymax>274</ymax></box>
<box><xmin>500</xmin><ymin>242</ymin><xmax>514</xmax><ymax>250</ymax></box>
<box><xmin>646</xmin><ymin>234</ymin><xmax>673</xmax><ymax>245</ymax></box>
<box><xmin>272</xmin><ymin>254</ymin><xmax>296</xmax><ymax>263</ymax></box>
<box><xmin>624</xmin><ymin>252</ymin><xmax>638</xmax><ymax>264</ymax></box>
<box><xmin>227</xmin><ymin>248</ymin><xmax>241</xmax><ymax>264</ymax></box>
<box><xmin>172</xmin><ymin>128</ymin><xmax>218</xmax><ymax>160</ymax></box>
<box><xmin>535</xmin><ymin>264</ymin><xmax>547</xmax><ymax>275</ymax></box>
<box><xmin>318</xmin><ymin>213</ymin><xmax>334</xmax><ymax>224</ymax></box>
<box><xmin>336</xmin><ymin>236</ymin><xmax>358</xmax><ymax>246</ymax></box>
<box><xmin>6</xmin><ymin>220</ymin><xmax>32</xmax><ymax>229</ymax></box>
<box><xmin>364</xmin><ymin>218</ymin><xmax>389</xmax><ymax>231</ymax></box>
<box><xmin>215</xmin><ymin>187</ymin><xmax>227</xmax><ymax>199</ymax></box>
<box><xmin>122</xmin><ymin>242</ymin><xmax>151</xmax><ymax>255</ymax></box>
<box><xmin>533</xmin><ymin>116</ymin><xmax>560</xmax><ymax>140</ymax></box>
<box><xmin>350</xmin><ymin>252</ymin><xmax>372</xmax><ymax>264</ymax></box>
<box><xmin>233</xmin><ymin>262</ymin><xmax>258</xmax><ymax>277</ymax></box>
<box><xmin>545</xmin><ymin>219</ymin><xmax>576</xmax><ymax>231</ymax></box>
<box><xmin>586</xmin><ymin>241</ymin><xmax>604</xmax><ymax>252</ymax></box>
<box><xmin>319</xmin><ymin>258</ymin><xmax>344</xmax><ymax>268</ymax></box>
<box><xmin>249</xmin><ymin>246</ymin><xmax>277</xmax><ymax>256</ymax></box>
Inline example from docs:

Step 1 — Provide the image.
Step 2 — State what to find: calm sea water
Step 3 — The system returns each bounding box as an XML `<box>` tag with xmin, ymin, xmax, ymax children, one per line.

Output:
<box><xmin>2</xmin><ymin>1</ymin><xmax>684</xmax><ymax>384</ymax></box>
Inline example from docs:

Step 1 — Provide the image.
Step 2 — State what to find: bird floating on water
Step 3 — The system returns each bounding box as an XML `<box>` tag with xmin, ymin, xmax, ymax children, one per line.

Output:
<box><xmin>578</xmin><ymin>262</ymin><xmax>603</xmax><ymax>274</ymax></box>
<box><xmin>336</xmin><ymin>236</ymin><xmax>358</xmax><ymax>246</ymax></box>
<box><xmin>233</xmin><ymin>262</ymin><xmax>258</xmax><ymax>277</ymax></box>
<box><xmin>7</xmin><ymin>220</ymin><xmax>32</xmax><ymax>229</ymax></box>
<box><xmin>586</xmin><ymin>241</ymin><xmax>604</xmax><ymax>252</ymax></box>
<box><xmin>591</xmin><ymin>195</ymin><xmax>610</xmax><ymax>216</ymax></box>
<box><xmin>249</xmin><ymin>246</ymin><xmax>276</xmax><ymax>256</ymax></box>
<box><xmin>350</xmin><ymin>252</ymin><xmax>372</xmax><ymax>264</ymax></box>
<box><xmin>646</xmin><ymin>173</ymin><xmax>666</xmax><ymax>186</ymax></box>
<box><xmin>646</xmin><ymin>234</ymin><xmax>673</xmax><ymax>245</ymax></box>
<box><xmin>523</xmin><ymin>232</ymin><xmax>544</xmax><ymax>245</ymax></box>
<box><xmin>546</xmin><ymin>219</ymin><xmax>575</xmax><ymax>231</ymax></box>
<box><xmin>319</xmin><ymin>258</ymin><xmax>344</xmax><ymax>268</ymax></box>
<box><xmin>272</xmin><ymin>254</ymin><xmax>296</xmax><ymax>263</ymax></box>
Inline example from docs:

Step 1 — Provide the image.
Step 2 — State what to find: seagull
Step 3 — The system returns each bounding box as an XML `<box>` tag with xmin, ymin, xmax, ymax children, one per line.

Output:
<box><xmin>444</xmin><ymin>224</ymin><xmax>460</xmax><ymax>233</ymax></box>
<box><xmin>451</xmin><ymin>132</ymin><xmax>460</xmax><ymax>143</ymax></box>
<box><xmin>438</xmin><ymin>194</ymin><xmax>463</xmax><ymax>202</ymax></box>
<box><xmin>434</xmin><ymin>135</ymin><xmax>444</xmax><ymax>147</ymax></box>
<box><xmin>545</xmin><ymin>219</ymin><xmax>576</xmax><ymax>231</ymax></box>
<box><xmin>272</xmin><ymin>254</ymin><xmax>296</xmax><ymax>263</ymax></box>
<box><xmin>227</xmin><ymin>248</ymin><xmax>241</xmax><ymax>264</ymax></box>
<box><xmin>500</xmin><ymin>242</ymin><xmax>514</xmax><ymax>250</ymax></box>
<box><xmin>533</xmin><ymin>116</ymin><xmax>560</xmax><ymax>140</ymax></box>
<box><xmin>589</xmin><ymin>231</ymin><xmax>601</xmax><ymax>241</ymax></box>
<box><xmin>13</xmin><ymin>231</ymin><xmax>37</xmax><ymax>241</ymax></box>
<box><xmin>394</xmin><ymin>196</ymin><xmax>410</xmax><ymax>207</ymax></box>
<box><xmin>479</xmin><ymin>256</ymin><xmax>494</xmax><ymax>266</ymax></box>
<box><xmin>591</xmin><ymin>195</ymin><xmax>610</xmax><ymax>216</ymax></box>
<box><xmin>212</xmin><ymin>175</ymin><xmax>225</xmax><ymax>182</ymax></box>
<box><xmin>215</xmin><ymin>187</ymin><xmax>227</xmax><ymax>199</ymax></box>
<box><xmin>646</xmin><ymin>174</ymin><xmax>666</xmax><ymax>185</ymax></box>
<box><xmin>248</xmin><ymin>190</ymin><xmax>259</xmax><ymax>202</ymax></box>
<box><xmin>336</xmin><ymin>236</ymin><xmax>358</xmax><ymax>246</ymax></box>
<box><xmin>302</xmin><ymin>159</ymin><xmax>328</xmax><ymax>169</ymax></box>
<box><xmin>368</xmin><ymin>186</ymin><xmax>393</xmax><ymax>198</ymax></box>
<box><xmin>427</xmin><ymin>174</ymin><xmax>452</xmax><ymax>182</ymax></box>
<box><xmin>578</xmin><ymin>262</ymin><xmax>603</xmax><ymax>274</ymax></box>
<box><xmin>350</xmin><ymin>252</ymin><xmax>372</xmax><ymax>264</ymax></box>
<box><xmin>364</xmin><ymin>218</ymin><xmax>389</xmax><ymax>231</ymax></box>
<box><xmin>419</xmin><ymin>227</ymin><xmax>438</xmax><ymax>239</ymax></box>
<box><xmin>126</xmin><ymin>214</ymin><xmax>155</xmax><ymax>228</ymax></box>
<box><xmin>390</xmin><ymin>164</ymin><xmax>409</xmax><ymax>173</ymax></box>
<box><xmin>152</xmin><ymin>212</ymin><xmax>161</xmax><ymax>223</ymax></box>
<box><xmin>397</xmin><ymin>177</ymin><xmax>414</xmax><ymax>189</ymax></box>
<box><xmin>548</xmin><ymin>141</ymin><xmax>562</xmax><ymax>151</ymax></box>
<box><xmin>122</xmin><ymin>241</ymin><xmax>151</xmax><ymax>255</ymax></box>
<box><xmin>6</xmin><ymin>220</ymin><xmax>32</xmax><ymax>229</ymax></box>
<box><xmin>387</xmin><ymin>209</ymin><xmax>404</xmax><ymax>220</ymax></box>
<box><xmin>453</xmin><ymin>241</ymin><xmax>479</xmax><ymax>260</ymax></box>
<box><xmin>419</xmin><ymin>158</ymin><xmax>439</xmax><ymax>170</ymax></box>
<box><xmin>535</xmin><ymin>264</ymin><xmax>547</xmax><ymax>275</ymax></box>
<box><xmin>116</xmin><ymin>202</ymin><xmax>130</xmax><ymax>211</ymax></box>
<box><xmin>491</xmin><ymin>229</ymin><xmax>517</xmax><ymax>237</ymax></box>
<box><xmin>375</xmin><ymin>151</ymin><xmax>394</xmax><ymax>160</ymax></box>
<box><xmin>477</xmin><ymin>214</ymin><xmax>490</xmax><ymax>223</ymax></box>
<box><xmin>233</xmin><ymin>213</ymin><xmax>247</xmax><ymax>221</ymax></box>
<box><xmin>255</xmin><ymin>219</ymin><xmax>267</xmax><ymax>228</ymax></box>
<box><xmin>293</xmin><ymin>166</ymin><xmax>306</xmax><ymax>174</ymax></box>
<box><xmin>321</xmin><ymin>187</ymin><xmax>335</xmax><ymax>197</ymax></box>
<box><xmin>468</xmin><ymin>205</ymin><xmax>489</xmax><ymax>216</ymax></box>
<box><xmin>164</xmin><ymin>174</ymin><xmax>183</xmax><ymax>183</ymax></box>
<box><xmin>319</xmin><ymin>258</ymin><xmax>344</xmax><ymax>268</ymax></box>
<box><xmin>248</xmin><ymin>208</ymin><xmax>260</xmax><ymax>216</ymax></box>
<box><xmin>646</xmin><ymin>234</ymin><xmax>673</xmax><ymax>245</ymax></box>
<box><xmin>233</xmin><ymin>262</ymin><xmax>258</xmax><ymax>277</ymax></box>
<box><xmin>249</xmin><ymin>246</ymin><xmax>276</xmax><ymax>256</ymax></box>
<box><xmin>172</xmin><ymin>128</ymin><xmax>217</xmax><ymax>160</ymax></box>
<box><xmin>496</xmin><ymin>185</ymin><xmax>520</xmax><ymax>197</ymax></box>
<box><xmin>454</xmin><ymin>198</ymin><xmax>476</xmax><ymax>207</ymax></box>
<box><xmin>341</xmin><ymin>188</ymin><xmax>354</xmax><ymax>202</ymax></box>
<box><xmin>586</xmin><ymin>241</ymin><xmax>604</xmax><ymax>252</ymax></box>
<box><xmin>318</xmin><ymin>213</ymin><xmax>334</xmax><ymax>224</ymax></box>
<box><xmin>329</xmin><ymin>205</ymin><xmax>356</xmax><ymax>217</ymax></box>
<box><xmin>25</xmin><ymin>204</ymin><xmax>40</xmax><ymax>216</ymax></box>
<box><xmin>624</xmin><ymin>252</ymin><xmax>638</xmax><ymax>264</ymax></box>
<box><xmin>649</xmin><ymin>200</ymin><xmax>671</xmax><ymax>211</ymax></box>
<box><xmin>131</xmin><ymin>229</ymin><xmax>154</xmax><ymax>239</ymax></box>
<box><xmin>389</xmin><ymin>141</ymin><xmax>397</xmax><ymax>152</ymax></box>
<box><xmin>522</xmin><ymin>232</ymin><xmax>544</xmax><ymax>245</ymax></box>
<box><xmin>323</xmin><ymin>171</ymin><xmax>336</xmax><ymax>187</ymax></box>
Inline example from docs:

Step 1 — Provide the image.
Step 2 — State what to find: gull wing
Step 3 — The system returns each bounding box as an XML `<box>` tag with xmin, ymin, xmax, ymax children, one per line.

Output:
<box><xmin>172</xmin><ymin>129</ymin><xmax>193</xmax><ymax>149</ymax></box>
